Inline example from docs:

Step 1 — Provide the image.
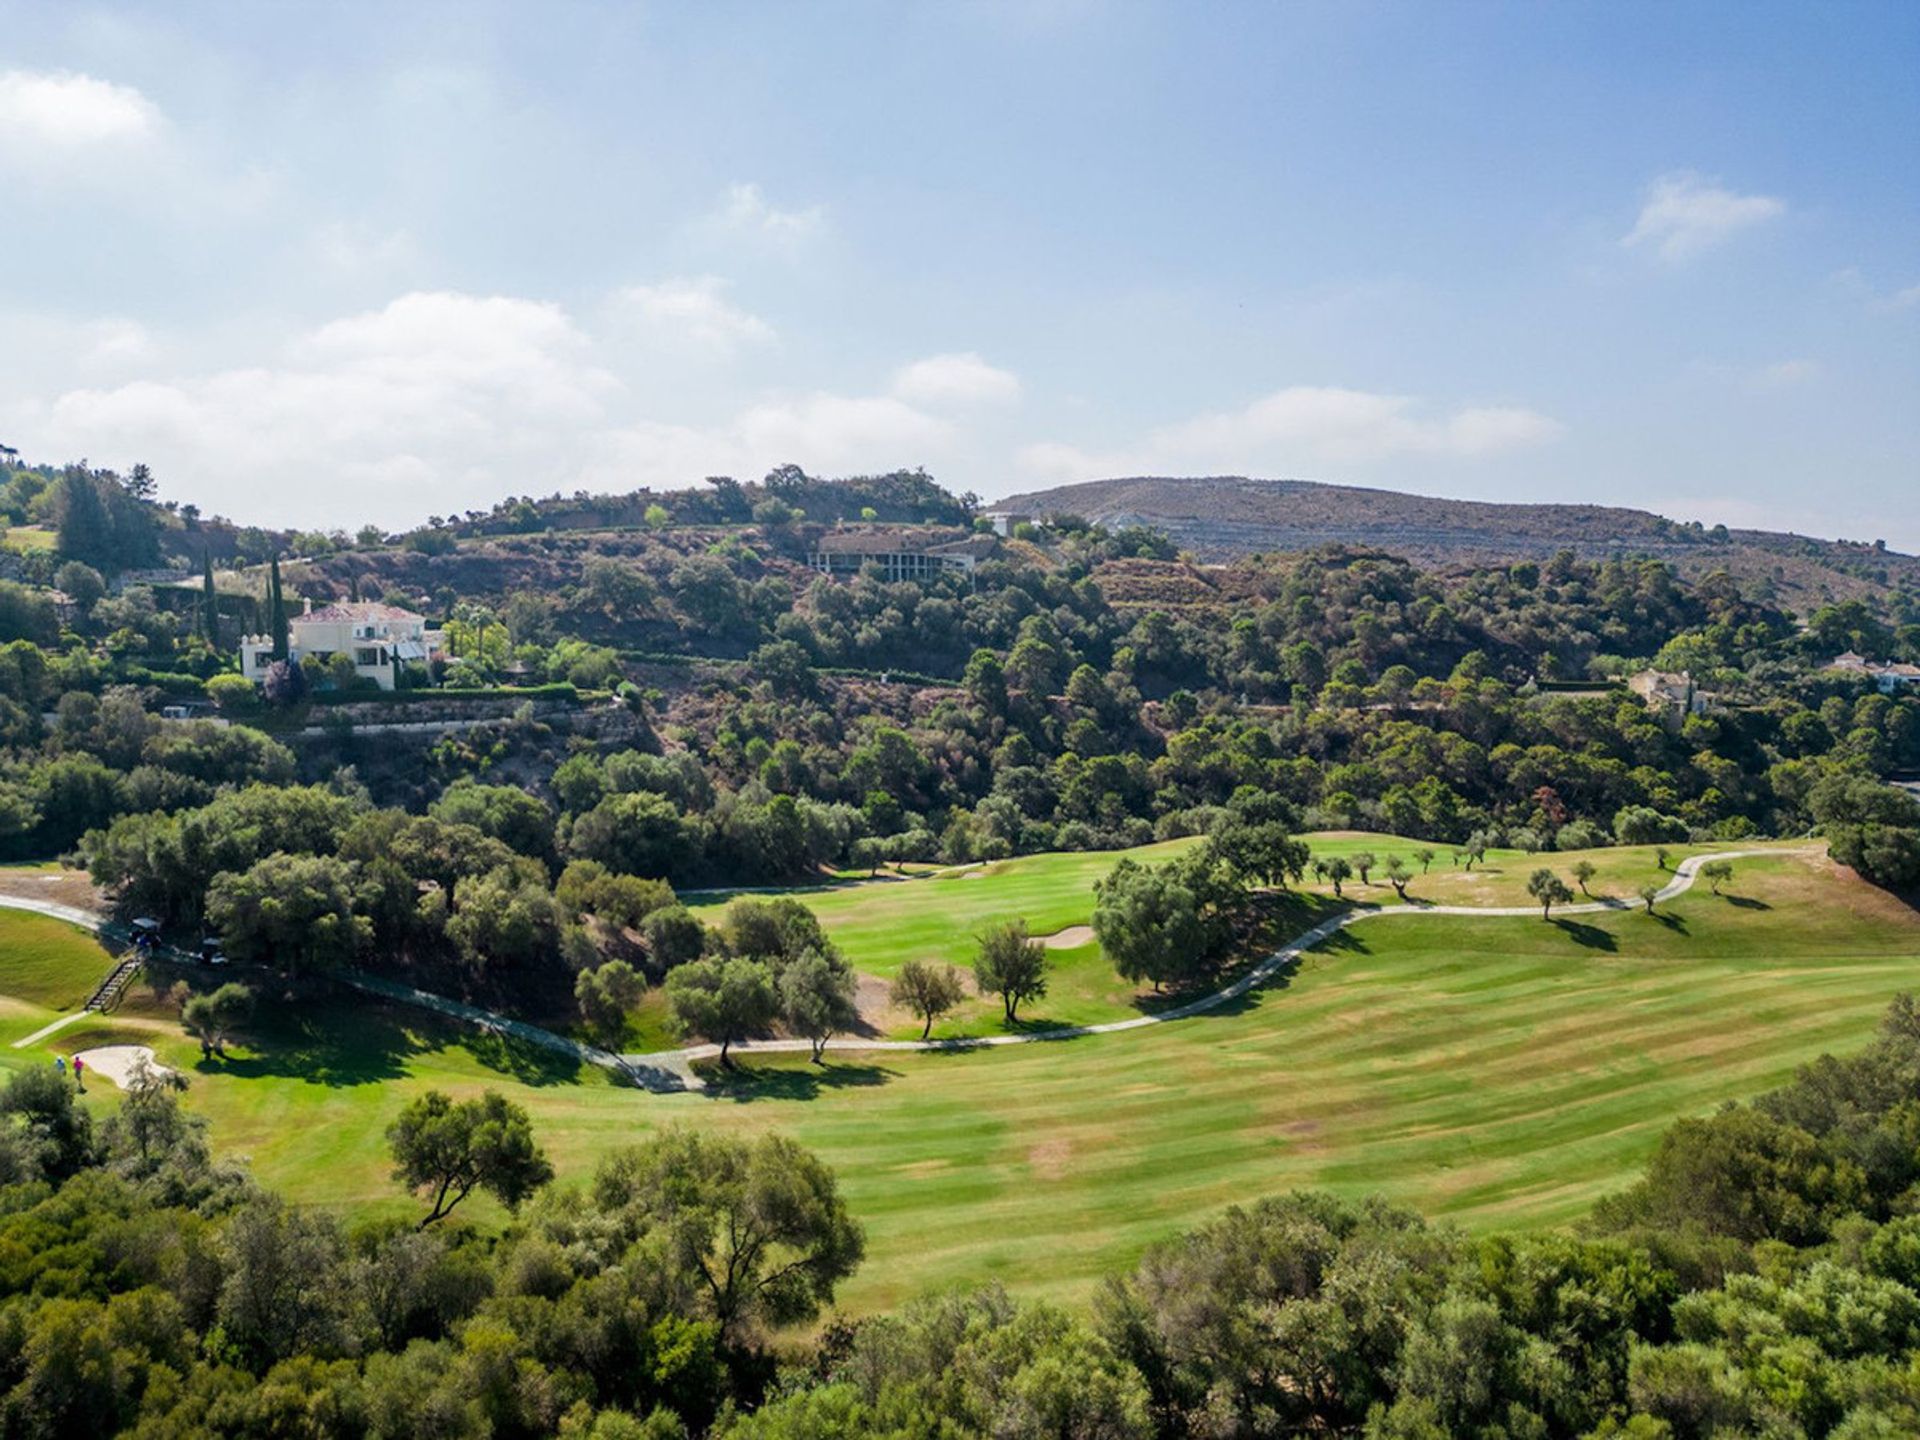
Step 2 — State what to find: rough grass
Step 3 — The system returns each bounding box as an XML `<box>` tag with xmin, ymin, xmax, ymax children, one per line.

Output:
<box><xmin>0</xmin><ymin>910</ymin><xmax>122</xmax><ymax>1012</ymax></box>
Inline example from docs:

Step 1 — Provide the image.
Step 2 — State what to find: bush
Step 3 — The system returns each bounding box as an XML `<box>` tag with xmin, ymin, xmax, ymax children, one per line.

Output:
<box><xmin>205</xmin><ymin>673</ymin><xmax>258</xmax><ymax>714</ymax></box>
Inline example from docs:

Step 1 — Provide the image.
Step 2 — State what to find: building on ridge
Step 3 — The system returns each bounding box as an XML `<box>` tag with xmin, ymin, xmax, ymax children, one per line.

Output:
<box><xmin>240</xmin><ymin>600</ymin><xmax>443</xmax><ymax>691</ymax></box>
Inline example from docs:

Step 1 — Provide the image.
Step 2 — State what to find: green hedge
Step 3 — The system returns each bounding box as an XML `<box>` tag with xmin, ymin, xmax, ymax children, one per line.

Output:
<box><xmin>120</xmin><ymin>668</ymin><xmax>212</xmax><ymax>700</ymax></box>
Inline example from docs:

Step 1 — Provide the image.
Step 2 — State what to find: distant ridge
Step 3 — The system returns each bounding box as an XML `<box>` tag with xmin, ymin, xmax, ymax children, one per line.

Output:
<box><xmin>998</xmin><ymin>475</ymin><xmax>1919</xmax><ymax>610</ymax></box>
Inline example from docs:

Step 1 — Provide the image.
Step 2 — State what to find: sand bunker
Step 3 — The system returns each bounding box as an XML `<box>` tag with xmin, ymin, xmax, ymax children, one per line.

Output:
<box><xmin>1038</xmin><ymin>924</ymin><xmax>1095</xmax><ymax>949</ymax></box>
<box><xmin>70</xmin><ymin>1045</ymin><xmax>174</xmax><ymax>1091</ymax></box>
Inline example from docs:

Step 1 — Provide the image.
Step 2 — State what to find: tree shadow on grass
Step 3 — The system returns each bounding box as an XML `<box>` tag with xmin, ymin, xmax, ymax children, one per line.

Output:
<box><xmin>1645</xmin><ymin>910</ymin><xmax>1690</xmax><ymax>935</ymax></box>
<box><xmin>1551</xmin><ymin>918</ymin><xmax>1618</xmax><ymax>951</ymax></box>
<box><xmin>697</xmin><ymin>1058</ymin><xmax>900</xmax><ymax>1103</ymax></box>
<box><xmin>1723</xmin><ymin>895</ymin><xmax>1771</xmax><ymax>911</ymax></box>
<box><xmin>208</xmin><ymin>1001</ymin><xmax>426</xmax><ymax>1088</ymax></box>
<box><xmin>463</xmin><ymin>1029</ymin><xmax>585</xmax><ymax>1088</ymax></box>
<box><xmin>202</xmin><ymin>994</ymin><xmax>585</xmax><ymax>1090</ymax></box>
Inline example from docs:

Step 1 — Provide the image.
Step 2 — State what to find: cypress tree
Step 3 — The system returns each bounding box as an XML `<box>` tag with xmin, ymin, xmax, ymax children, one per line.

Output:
<box><xmin>269</xmin><ymin>557</ymin><xmax>289</xmax><ymax>662</ymax></box>
<box><xmin>201</xmin><ymin>553</ymin><xmax>218</xmax><ymax>645</ymax></box>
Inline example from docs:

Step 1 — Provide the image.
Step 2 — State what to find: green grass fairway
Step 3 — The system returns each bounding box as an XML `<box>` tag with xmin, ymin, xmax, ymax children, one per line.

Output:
<box><xmin>684</xmin><ymin>836</ymin><xmax>1201</xmax><ymax>976</ymax></box>
<box><xmin>681</xmin><ymin>833</ymin><xmax>1795</xmax><ymax>1037</ymax></box>
<box><xmin>8</xmin><ymin>846</ymin><xmax>1906</xmax><ymax>1315</ymax></box>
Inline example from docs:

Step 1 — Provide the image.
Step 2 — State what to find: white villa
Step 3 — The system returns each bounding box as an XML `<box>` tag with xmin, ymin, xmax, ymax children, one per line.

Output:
<box><xmin>240</xmin><ymin>601</ymin><xmax>443</xmax><ymax>691</ymax></box>
<box><xmin>1827</xmin><ymin>651</ymin><xmax>1920</xmax><ymax>694</ymax></box>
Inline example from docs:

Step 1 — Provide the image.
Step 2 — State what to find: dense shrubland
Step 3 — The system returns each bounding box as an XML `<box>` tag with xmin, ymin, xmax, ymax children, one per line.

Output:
<box><xmin>2</xmin><ymin>1000</ymin><xmax>1920</xmax><ymax>1436</ymax></box>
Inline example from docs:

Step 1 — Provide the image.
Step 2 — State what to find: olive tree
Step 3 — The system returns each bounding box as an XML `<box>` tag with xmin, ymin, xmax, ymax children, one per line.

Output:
<box><xmin>1528</xmin><ymin>868</ymin><xmax>1575</xmax><ymax>920</ymax></box>
<box><xmin>386</xmin><ymin>1089</ymin><xmax>553</xmax><ymax>1228</ymax></box>
<box><xmin>890</xmin><ymin>960</ymin><xmax>966</xmax><ymax>1040</ymax></box>
<box><xmin>780</xmin><ymin>948</ymin><xmax>860</xmax><ymax>1062</ymax></box>
<box><xmin>665</xmin><ymin>955</ymin><xmax>777</xmax><ymax>1066</ymax></box>
<box><xmin>974</xmin><ymin>919</ymin><xmax>1050</xmax><ymax>1023</ymax></box>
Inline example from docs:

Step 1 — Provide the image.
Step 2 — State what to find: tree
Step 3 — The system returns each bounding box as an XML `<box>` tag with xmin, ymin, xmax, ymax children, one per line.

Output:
<box><xmin>1383</xmin><ymin>855</ymin><xmax>1412</xmax><ymax>900</ymax></box>
<box><xmin>575</xmin><ymin>961</ymin><xmax>646</xmax><ymax>1047</ymax></box>
<box><xmin>200</xmin><ymin>553</ymin><xmax>218</xmax><ymax>644</ymax></box>
<box><xmin>262</xmin><ymin>657</ymin><xmax>305</xmax><ymax>706</ymax></box>
<box><xmin>566</xmin><ymin>791</ymin><xmax>688</xmax><ymax>880</ymax></box>
<box><xmin>1413</xmin><ymin>847</ymin><xmax>1435</xmax><ymax>874</ymax></box>
<box><xmin>430</xmin><ymin>781</ymin><xmax>557</xmax><ymax>865</ymax></box>
<box><xmin>1616</xmin><ymin>806</ymin><xmax>1689</xmax><ymax>847</ymax></box>
<box><xmin>890</xmin><ymin>960</ymin><xmax>965</xmax><ymax>1040</ymax></box>
<box><xmin>1093</xmin><ymin>852</ymin><xmax>1238</xmax><ymax>991</ymax></box>
<box><xmin>180</xmin><ymin>982</ymin><xmax>253</xmax><ymax>1058</ymax></box>
<box><xmin>268</xmin><ymin>556</ymin><xmax>289</xmax><ymax>663</ymax></box>
<box><xmin>974</xmin><ymin>919</ymin><xmax>1050</xmax><ymax>1023</ymax></box>
<box><xmin>1571</xmin><ymin>859</ymin><xmax>1597</xmax><ymax>896</ymax></box>
<box><xmin>665</xmin><ymin>956</ymin><xmax>777</xmax><ymax>1066</ymax></box>
<box><xmin>1638</xmin><ymin>883</ymin><xmax>1662</xmax><ymax>914</ymax></box>
<box><xmin>643</xmin><ymin>904</ymin><xmax>708</xmax><ymax>971</ymax></box>
<box><xmin>1208</xmin><ymin>791</ymin><xmax>1310</xmax><ymax>888</ymax></box>
<box><xmin>446</xmin><ymin>866</ymin><xmax>561</xmax><ymax>972</ymax></box>
<box><xmin>1528</xmin><ymin>868</ymin><xmax>1574</xmax><ymax>920</ymax></box>
<box><xmin>583</xmin><ymin>1128</ymin><xmax>864</xmax><ymax>1342</ymax></box>
<box><xmin>1324</xmin><ymin>856</ymin><xmax>1353</xmax><ymax>897</ymax></box>
<box><xmin>1464</xmin><ymin>839</ymin><xmax>1487</xmax><ymax>871</ymax></box>
<box><xmin>386</xmin><ymin>1089</ymin><xmax>553</xmax><ymax>1228</ymax></box>
<box><xmin>53</xmin><ymin>560</ymin><xmax>105</xmax><ymax>615</ymax></box>
<box><xmin>1351</xmin><ymin>850</ymin><xmax>1377</xmax><ymax>885</ymax></box>
<box><xmin>1654</xmin><ymin>846</ymin><xmax>1672</xmax><ymax>871</ymax></box>
<box><xmin>780</xmin><ymin>949</ymin><xmax>860</xmax><ymax>1062</ymax></box>
<box><xmin>0</xmin><ymin>1064</ymin><xmax>96</xmax><ymax>1181</ymax></box>
<box><xmin>644</xmin><ymin>503</ymin><xmax>670</xmax><ymax>529</ymax></box>
<box><xmin>207</xmin><ymin>853</ymin><xmax>366</xmax><ymax>974</ymax></box>
<box><xmin>1700</xmin><ymin>859</ymin><xmax>1734</xmax><ymax>895</ymax></box>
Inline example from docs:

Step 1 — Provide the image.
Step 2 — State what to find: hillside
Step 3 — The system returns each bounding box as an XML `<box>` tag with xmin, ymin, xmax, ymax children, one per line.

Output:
<box><xmin>999</xmin><ymin>475</ymin><xmax>1920</xmax><ymax>610</ymax></box>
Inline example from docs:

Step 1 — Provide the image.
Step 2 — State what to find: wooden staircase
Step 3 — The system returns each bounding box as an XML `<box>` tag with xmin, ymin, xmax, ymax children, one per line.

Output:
<box><xmin>85</xmin><ymin>955</ymin><xmax>141</xmax><ymax>1014</ymax></box>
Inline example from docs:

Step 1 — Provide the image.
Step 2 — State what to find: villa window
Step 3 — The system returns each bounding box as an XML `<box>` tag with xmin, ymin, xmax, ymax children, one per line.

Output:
<box><xmin>355</xmin><ymin>647</ymin><xmax>383</xmax><ymax>667</ymax></box>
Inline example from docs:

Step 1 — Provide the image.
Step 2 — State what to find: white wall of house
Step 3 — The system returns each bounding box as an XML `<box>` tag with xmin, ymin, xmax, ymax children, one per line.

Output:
<box><xmin>239</xmin><ymin>607</ymin><xmax>438</xmax><ymax>691</ymax></box>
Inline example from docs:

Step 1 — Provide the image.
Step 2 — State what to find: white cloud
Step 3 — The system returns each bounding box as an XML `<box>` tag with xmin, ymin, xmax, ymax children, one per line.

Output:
<box><xmin>1018</xmin><ymin>385</ymin><xmax>1562</xmax><ymax>483</ymax></box>
<box><xmin>611</xmin><ymin>277</ymin><xmax>774</xmax><ymax>354</ymax></box>
<box><xmin>892</xmin><ymin>352</ymin><xmax>1021</xmax><ymax>408</ymax></box>
<box><xmin>1884</xmin><ymin>284</ymin><xmax>1920</xmax><ymax>312</ymax></box>
<box><xmin>0</xmin><ymin>70</ymin><xmax>162</xmax><ymax>161</ymax></box>
<box><xmin>10</xmin><ymin>288</ymin><xmax>972</xmax><ymax>527</ymax></box>
<box><xmin>313</xmin><ymin>220</ymin><xmax>417</xmax><ymax>274</ymax></box>
<box><xmin>1754</xmin><ymin>358</ymin><xmax>1818</xmax><ymax>389</ymax></box>
<box><xmin>23</xmin><ymin>292</ymin><xmax>617</xmax><ymax>526</ymax></box>
<box><xmin>713</xmin><ymin>181</ymin><xmax>825</xmax><ymax>241</ymax></box>
<box><xmin>1622</xmin><ymin>172</ymin><xmax>1785</xmax><ymax>262</ymax></box>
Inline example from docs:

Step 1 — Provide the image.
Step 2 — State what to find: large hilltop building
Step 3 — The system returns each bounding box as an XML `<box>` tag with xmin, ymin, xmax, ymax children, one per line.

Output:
<box><xmin>241</xmin><ymin>601</ymin><xmax>443</xmax><ymax>691</ymax></box>
<box><xmin>805</xmin><ymin>527</ymin><xmax>996</xmax><ymax>582</ymax></box>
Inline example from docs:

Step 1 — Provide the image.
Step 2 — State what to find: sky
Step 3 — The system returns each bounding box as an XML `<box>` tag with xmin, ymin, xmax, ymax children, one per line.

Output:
<box><xmin>0</xmin><ymin>1</ymin><xmax>1915</xmax><ymax>547</ymax></box>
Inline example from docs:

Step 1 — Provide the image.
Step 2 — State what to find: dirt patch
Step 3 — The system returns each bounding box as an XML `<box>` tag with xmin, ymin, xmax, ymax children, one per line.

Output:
<box><xmin>0</xmin><ymin>867</ymin><xmax>106</xmax><ymax>915</ymax></box>
<box><xmin>1274</xmin><ymin>1119</ymin><xmax>1328</xmax><ymax>1155</ymax></box>
<box><xmin>1028</xmin><ymin>1138</ymin><xmax>1072</xmax><ymax>1180</ymax></box>
<box><xmin>1039</xmin><ymin>924</ymin><xmax>1095</xmax><ymax>950</ymax></box>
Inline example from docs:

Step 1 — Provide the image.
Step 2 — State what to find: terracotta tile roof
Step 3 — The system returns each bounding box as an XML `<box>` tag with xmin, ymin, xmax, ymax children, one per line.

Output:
<box><xmin>297</xmin><ymin>602</ymin><xmax>425</xmax><ymax>625</ymax></box>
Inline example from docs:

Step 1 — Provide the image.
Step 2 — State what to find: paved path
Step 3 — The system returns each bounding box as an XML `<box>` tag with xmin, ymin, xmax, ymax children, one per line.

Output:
<box><xmin>625</xmin><ymin>849</ymin><xmax>1775</xmax><ymax>1087</ymax></box>
<box><xmin>12</xmin><ymin>1013</ymin><xmax>91</xmax><ymax>1049</ymax></box>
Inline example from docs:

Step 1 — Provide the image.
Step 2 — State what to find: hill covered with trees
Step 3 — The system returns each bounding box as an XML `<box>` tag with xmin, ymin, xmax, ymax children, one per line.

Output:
<box><xmin>1000</xmin><ymin>474</ymin><xmax>1920</xmax><ymax>613</ymax></box>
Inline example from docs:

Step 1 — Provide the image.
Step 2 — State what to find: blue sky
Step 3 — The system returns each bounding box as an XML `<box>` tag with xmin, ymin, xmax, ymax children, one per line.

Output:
<box><xmin>1</xmin><ymin>1</ymin><xmax>1915</xmax><ymax>546</ymax></box>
